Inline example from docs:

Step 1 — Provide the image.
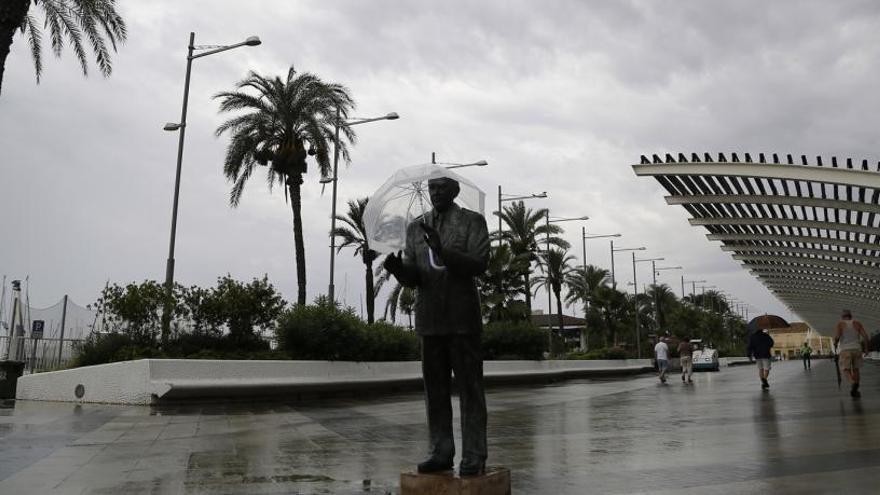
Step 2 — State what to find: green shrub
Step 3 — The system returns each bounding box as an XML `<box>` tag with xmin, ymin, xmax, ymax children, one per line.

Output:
<box><xmin>73</xmin><ymin>333</ymin><xmax>144</xmax><ymax>367</ymax></box>
<box><xmin>363</xmin><ymin>321</ymin><xmax>420</xmax><ymax>361</ymax></box>
<box><xmin>565</xmin><ymin>346</ymin><xmax>628</xmax><ymax>360</ymax></box>
<box><xmin>275</xmin><ymin>301</ymin><xmax>420</xmax><ymax>361</ymax></box>
<box><xmin>275</xmin><ymin>301</ymin><xmax>368</xmax><ymax>360</ymax></box>
<box><xmin>481</xmin><ymin>321</ymin><xmax>546</xmax><ymax>360</ymax></box>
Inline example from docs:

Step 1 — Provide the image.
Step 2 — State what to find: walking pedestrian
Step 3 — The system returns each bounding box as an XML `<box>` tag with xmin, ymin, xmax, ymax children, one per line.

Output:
<box><xmin>678</xmin><ymin>338</ymin><xmax>694</xmax><ymax>384</ymax></box>
<box><xmin>655</xmin><ymin>337</ymin><xmax>669</xmax><ymax>384</ymax></box>
<box><xmin>747</xmin><ymin>329</ymin><xmax>775</xmax><ymax>390</ymax></box>
<box><xmin>800</xmin><ymin>342</ymin><xmax>813</xmax><ymax>370</ymax></box>
<box><xmin>833</xmin><ymin>310</ymin><xmax>869</xmax><ymax>398</ymax></box>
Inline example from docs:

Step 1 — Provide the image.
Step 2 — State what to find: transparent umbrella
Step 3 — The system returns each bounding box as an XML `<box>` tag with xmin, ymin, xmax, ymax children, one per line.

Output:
<box><xmin>363</xmin><ymin>163</ymin><xmax>485</xmax><ymax>254</ymax></box>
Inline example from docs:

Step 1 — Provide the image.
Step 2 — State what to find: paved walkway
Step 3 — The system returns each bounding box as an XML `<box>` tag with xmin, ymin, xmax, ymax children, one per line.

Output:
<box><xmin>1</xmin><ymin>359</ymin><xmax>877</xmax><ymax>494</ymax></box>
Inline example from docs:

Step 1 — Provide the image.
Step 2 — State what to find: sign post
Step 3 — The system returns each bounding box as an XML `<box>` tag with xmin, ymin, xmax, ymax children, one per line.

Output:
<box><xmin>29</xmin><ymin>320</ymin><xmax>44</xmax><ymax>373</ymax></box>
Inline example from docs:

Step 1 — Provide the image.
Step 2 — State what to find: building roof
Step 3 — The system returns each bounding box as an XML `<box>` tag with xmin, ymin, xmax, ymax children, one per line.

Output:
<box><xmin>633</xmin><ymin>153</ymin><xmax>880</xmax><ymax>334</ymax></box>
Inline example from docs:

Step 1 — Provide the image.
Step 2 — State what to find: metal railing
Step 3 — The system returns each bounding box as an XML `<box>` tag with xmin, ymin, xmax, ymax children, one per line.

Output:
<box><xmin>0</xmin><ymin>336</ymin><xmax>81</xmax><ymax>373</ymax></box>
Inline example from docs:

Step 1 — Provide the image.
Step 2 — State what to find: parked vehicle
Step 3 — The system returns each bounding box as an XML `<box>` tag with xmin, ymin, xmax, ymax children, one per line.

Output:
<box><xmin>691</xmin><ymin>339</ymin><xmax>720</xmax><ymax>371</ymax></box>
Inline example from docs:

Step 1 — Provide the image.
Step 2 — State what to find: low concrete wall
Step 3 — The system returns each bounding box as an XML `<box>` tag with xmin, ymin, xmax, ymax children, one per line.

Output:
<box><xmin>16</xmin><ymin>358</ymin><xmax>652</xmax><ymax>405</ymax></box>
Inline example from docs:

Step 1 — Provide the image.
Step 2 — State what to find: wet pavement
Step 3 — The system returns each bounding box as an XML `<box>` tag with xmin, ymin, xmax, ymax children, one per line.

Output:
<box><xmin>1</xmin><ymin>359</ymin><xmax>878</xmax><ymax>494</ymax></box>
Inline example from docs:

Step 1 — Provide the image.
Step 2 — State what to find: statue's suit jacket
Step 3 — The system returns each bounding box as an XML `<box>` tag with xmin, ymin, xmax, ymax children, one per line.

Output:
<box><xmin>395</xmin><ymin>203</ymin><xmax>490</xmax><ymax>336</ymax></box>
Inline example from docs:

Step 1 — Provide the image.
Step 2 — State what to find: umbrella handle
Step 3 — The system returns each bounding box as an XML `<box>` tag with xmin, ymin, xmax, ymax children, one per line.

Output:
<box><xmin>427</xmin><ymin>247</ymin><xmax>446</xmax><ymax>271</ymax></box>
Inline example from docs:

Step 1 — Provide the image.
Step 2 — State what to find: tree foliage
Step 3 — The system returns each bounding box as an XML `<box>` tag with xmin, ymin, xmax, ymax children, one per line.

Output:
<box><xmin>214</xmin><ymin>67</ymin><xmax>356</xmax><ymax>304</ymax></box>
<box><xmin>0</xmin><ymin>0</ymin><xmax>127</xmax><ymax>95</ymax></box>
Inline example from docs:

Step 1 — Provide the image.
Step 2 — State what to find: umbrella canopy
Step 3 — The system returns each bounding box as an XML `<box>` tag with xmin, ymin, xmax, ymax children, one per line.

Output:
<box><xmin>747</xmin><ymin>314</ymin><xmax>791</xmax><ymax>333</ymax></box>
<box><xmin>363</xmin><ymin>163</ymin><xmax>485</xmax><ymax>254</ymax></box>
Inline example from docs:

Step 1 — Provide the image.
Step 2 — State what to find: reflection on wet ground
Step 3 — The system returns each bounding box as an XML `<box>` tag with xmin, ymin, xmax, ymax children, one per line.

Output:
<box><xmin>1</xmin><ymin>360</ymin><xmax>878</xmax><ymax>494</ymax></box>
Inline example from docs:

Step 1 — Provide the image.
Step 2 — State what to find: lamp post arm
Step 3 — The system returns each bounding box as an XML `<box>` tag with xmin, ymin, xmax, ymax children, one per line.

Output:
<box><xmin>190</xmin><ymin>40</ymin><xmax>252</xmax><ymax>59</ymax></box>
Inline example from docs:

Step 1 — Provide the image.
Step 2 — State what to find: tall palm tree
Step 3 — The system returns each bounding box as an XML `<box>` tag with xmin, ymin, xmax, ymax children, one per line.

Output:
<box><xmin>564</xmin><ymin>265</ymin><xmax>609</xmax><ymax>312</ymax></box>
<box><xmin>498</xmin><ymin>201</ymin><xmax>569</xmax><ymax>312</ymax></box>
<box><xmin>332</xmin><ymin>197</ymin><xmax>378</xmax><ymax>323</ymax></box>
<box><xmin>398</xmin><ymin>286</ymin><xmax>415</xmax><ymax>330</ymax></box>
<box><xmin>646</xmin><ymin>283</ymin><xmax>677</xmax><ymax>330</ymax></box>
<box><xmin>592</xmin><ymin>286</ymin><xmax>629</xmax><ymax>347</ymax></box>
<box><xmin>478</xmin><ymin>244</ymin><xmax>530</xmax><ymax>322</ymax></box>
<box><xmin>531</xmin><ymin>248</ymin><xmax>575</xmax><ymax>343</ymax></box>
<box><xmin>0</xmin><ymin>0</ymin><xmax>127</xmax><ymax>95</ymax></box>
<box><xmin>215</xmin><ymin>67</ymin><xmax>356</xmax><ymax>305</ymax></box>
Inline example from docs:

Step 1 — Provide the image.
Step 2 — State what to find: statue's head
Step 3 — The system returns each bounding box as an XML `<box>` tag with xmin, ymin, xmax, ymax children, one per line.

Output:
<box><xmin>428</xmin><ymin>177</ymin><xmax>460</xmax><ymax>212</ymax></box>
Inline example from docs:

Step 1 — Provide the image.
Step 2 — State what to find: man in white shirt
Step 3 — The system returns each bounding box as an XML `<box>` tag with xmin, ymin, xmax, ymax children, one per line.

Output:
<box><xmin>654</xmin><ymin>338</ymin><xmax>670</xmax><ymax>384</ymax></box>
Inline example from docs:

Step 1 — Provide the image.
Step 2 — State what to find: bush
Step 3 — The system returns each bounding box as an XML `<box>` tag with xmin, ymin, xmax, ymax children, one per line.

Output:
<box><xmin>74</xmin><ymin>333</ymin><xmax>160</xmax><ymax>367</ymax></box>
<box><xmin>363</xmin><ymin>321</ymin><xmax>420</xmax><ymax>361</ymax></box>
<box><xmin>275</xmin><ymin>301</ymin><xmax>366</xmax><ymax>360</ymax></box>
<box><xmin>275</xmin><ymin>301</ymin><xmax>419</xmax><ymax>361</ymax></box>
<box><xmin>565</xmin><ymin>346</ymin><xmax>628</xmax><ymax>360</ymax></box>
<box><xmin>481</xmin><ymin>321</ymin><xmax>546</xmax><ymax>360</ymax></box>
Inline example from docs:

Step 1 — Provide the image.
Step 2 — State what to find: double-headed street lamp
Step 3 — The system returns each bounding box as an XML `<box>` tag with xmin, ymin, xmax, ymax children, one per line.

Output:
<box><xmin>545</xmin><ymin>214</ymin><xmax>589</xmax><ymax>314</ymax></box>
<box><xmin>682</xmin><ymin>278</ymin><xmax>706</xmax><ymax>299</ymax></box>
<box><xmin>161</xmin><ymin>32</ymin><xmax>261</xmax><ymax>341</ymax></box>
<box><xmin>581</xmin><ymin>230</ymin><xmax>621</xmax><ymax>272</ymax></box>
<box><xmin>632</xmin><ymin>256</ymin><xmax>663</xmax><ymax>358</ymax></box>
<box><xmin>326</xmin><ymin>111</ymin><xmax>399</xmax><ymax>303</ymax></box>
<box><xmin>496</xmin><ymin>188</ymin><xmax>547</xmax><ymax>246</ymax></box>
<box><xmin>610</xmin><ymin>244</ymin><xmax>645</xmax><ymax>288</ymax></box>
<box><xmin>652</xmin><ymin>265</ymin><xmax>682</xmax><ymax>287</ymax></box>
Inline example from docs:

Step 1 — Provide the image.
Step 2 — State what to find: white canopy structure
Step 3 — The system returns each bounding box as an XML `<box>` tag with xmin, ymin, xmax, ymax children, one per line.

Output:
<box><xmin>633</xmin><ymin>152</ymin><xmax>880</xmax><ymax>335</ymax></box>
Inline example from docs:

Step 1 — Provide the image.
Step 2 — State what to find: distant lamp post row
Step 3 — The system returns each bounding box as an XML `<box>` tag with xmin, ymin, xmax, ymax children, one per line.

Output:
<box><xmin>681</xmin><ymin>278</ymin><xmax>706</xmax><ymax>299</ymax></box>
<box><xmin>161</xmin><ymin>32</ymin><xmax>261</xmax><ymax>341</ymax></box>
<box><xmin>326</xmin><ymin>111</ymin><xmax>400</xmax><ymax>303</ymax></box>
<box><xmin>631</xmin><ymin>255</ymin><xmax>663</xmax><ymax>359</ymax></box>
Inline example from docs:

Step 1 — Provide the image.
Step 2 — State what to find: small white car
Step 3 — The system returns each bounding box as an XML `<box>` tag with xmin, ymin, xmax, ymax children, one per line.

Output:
<box><xmin>691</xmin><ymin>339</ymin><xmax>720</xmax><ymax>372</ymax></box>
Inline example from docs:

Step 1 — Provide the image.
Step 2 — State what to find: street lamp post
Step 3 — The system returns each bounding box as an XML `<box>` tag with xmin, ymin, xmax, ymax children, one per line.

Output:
<box><xmin>632</xmin><ymin>255</ymin><xmax>663</xmax><ymax>358</ymax></box>
<box><xmin>610</xmin><ymin>243</ymin><xmax>645</xmax><ymax>288</ymax></box>
<box><xmin>578</xmin><ymin>231</ymin><xmax>620</xmax><ymax>352</ymax></box>
<box><xmin>497</xmin><ymin>187</ymin><xmax>547</xmax><ymax>246</ymax></box>
<box><xmin>543</xmin><ymin>213</ymin><xmax>588</xmax><ymax>355</ymax></box>
<box><xmin>581</xmin><ymin>230</ymin><xmax>621</xmax><ymax>272</ymax></box>
<box><xmin>326</xmin><ymin>111</ymin><xmax>399</xmax><ymax>303</ymax></box>
<box><xmin>161</xmin><ymin>32</ymin><xmax>261</xmax><ymax>342</ymax></box>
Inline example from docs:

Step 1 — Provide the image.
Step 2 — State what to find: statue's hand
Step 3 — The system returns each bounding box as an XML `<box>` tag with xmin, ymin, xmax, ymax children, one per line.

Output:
<box><xmin>420</xmin><ymin>223</ymin><xmax>442</xmax><ymax>255</ymax></box>
<box><xmin>383</xmin><ymin>251</ymin><xmax>403</xmax><ymax>274</ymax></box>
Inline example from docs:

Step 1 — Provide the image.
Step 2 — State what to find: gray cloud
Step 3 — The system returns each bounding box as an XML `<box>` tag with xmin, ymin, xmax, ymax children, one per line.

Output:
<box><xmin>2</xmin><ymin>0</ymin><xmax>879</xmax><ymax>326</ymax></box>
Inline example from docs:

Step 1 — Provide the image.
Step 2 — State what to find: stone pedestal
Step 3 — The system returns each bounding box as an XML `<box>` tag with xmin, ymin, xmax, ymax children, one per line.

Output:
<box><xmin>400</xmin><ymin>467</ymin><xmax>511</xmax><ymax>495</ymax></box>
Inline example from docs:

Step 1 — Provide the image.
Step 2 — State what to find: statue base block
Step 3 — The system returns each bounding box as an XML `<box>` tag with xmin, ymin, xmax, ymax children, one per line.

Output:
<box><xmin>400</xmin><ymin>467</ymin><xmax>511</xmax><ymax>495</ymax></box>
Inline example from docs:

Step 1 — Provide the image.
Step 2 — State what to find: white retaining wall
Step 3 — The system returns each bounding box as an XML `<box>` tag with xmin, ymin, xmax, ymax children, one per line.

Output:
<box><xmin>16</xmin><ymin>358</ymin><xmax>652</xmax><ymax>405</ymax></box>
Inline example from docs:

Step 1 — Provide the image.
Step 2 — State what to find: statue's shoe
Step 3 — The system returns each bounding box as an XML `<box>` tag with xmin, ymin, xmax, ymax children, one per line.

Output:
<box><xmin>417</xmin><ymin>457</ymin><xmax>453</xmax><ymax>473</ymax></box>
<box><xmin>458</xmin><ymin>459</ymin><xmax>485</xmax><ymax>477</ymax></box>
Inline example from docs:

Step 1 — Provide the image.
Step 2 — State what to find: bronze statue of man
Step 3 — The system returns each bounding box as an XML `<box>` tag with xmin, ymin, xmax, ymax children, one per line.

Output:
<box><xmin>384</xmin><ymin>176</ymin><xmax>490</xmax><ymax>476</ymax></box>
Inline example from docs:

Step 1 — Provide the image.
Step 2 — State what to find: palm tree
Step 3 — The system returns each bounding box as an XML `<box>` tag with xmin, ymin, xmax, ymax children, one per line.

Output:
<box><xmin>478</xmin><ymin>244</ymin><xmax>530</xmax><ymax>322</ymax></box>
<box><xmin>497</xmin><ymin>201</ymin><xmax>569</xmax><ymax>312</ymax></box>
<box><xmin>646</xmin><ymin>283</ymin><xmax>677</xmax><ymax>330</ymax></box>
<box><xmin>565</xmin><ymin>265</ymin><xmax>609</xmax><ymax>312</ymax></box>
<box><xmin>331</xmin><ymin>197</ymin><xmax>378</xmax><ymax>323</ymax></box>
<box><xmin>0</xmin><ymin>0</ymin><xmax>127</xmax><ymax>95</ymax></box>
<box><xmin>215</xmin><ymin>67</ymin><xmax>356</xmax><ymax>305</ymax></box>
<box><xmin>592</xmin><ymin>286</ymin><xmax>629</xmax><ymax>347</ymax></box>
<box><xmin>531</xmin><ymin>248</ymin><xmax>575</xmax><ymax>349</ymax></box>
<box><xmin>398</xmin><ymin>286</ymin><xmax>415</xmax><ymax>330</ymax></box>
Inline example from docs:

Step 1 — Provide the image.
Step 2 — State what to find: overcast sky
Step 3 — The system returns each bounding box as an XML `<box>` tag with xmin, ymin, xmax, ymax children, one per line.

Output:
<box><xmin>2</xmin><ymin>0</ymin><xmax>880</xmax><ymax>325</ymax></box>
